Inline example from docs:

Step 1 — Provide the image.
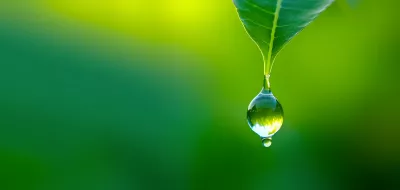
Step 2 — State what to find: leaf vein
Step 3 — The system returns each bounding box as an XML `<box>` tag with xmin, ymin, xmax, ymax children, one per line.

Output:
<box><xmin>244</xmin><ymin>0</ymin><xmax>275</xmax><ymax>15</ymax></box>
<box><xmin>240</xmin><ymin>18</ymin><xmax>272</xmax><ymax>30</ymax></box>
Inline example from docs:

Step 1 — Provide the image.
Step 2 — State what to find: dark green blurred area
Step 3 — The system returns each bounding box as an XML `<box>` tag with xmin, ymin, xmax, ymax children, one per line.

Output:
<box><xmin>0</xmin><ymin>0</ymin><xmax>399</xmax><ymax>189</ymax></box>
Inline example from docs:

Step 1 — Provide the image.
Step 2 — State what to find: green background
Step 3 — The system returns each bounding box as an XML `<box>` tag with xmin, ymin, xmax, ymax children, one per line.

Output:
<box><xmin>0</xmin><ymin>0</ymin><xmax>399</xmax><ymax>189</ymax></box>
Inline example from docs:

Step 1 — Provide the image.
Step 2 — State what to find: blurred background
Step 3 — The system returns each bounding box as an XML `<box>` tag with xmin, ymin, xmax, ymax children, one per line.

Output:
<box><xmin>0</xmin><ymin>0</ymin><xmax>399</xmax><ymax>189</ymax></box>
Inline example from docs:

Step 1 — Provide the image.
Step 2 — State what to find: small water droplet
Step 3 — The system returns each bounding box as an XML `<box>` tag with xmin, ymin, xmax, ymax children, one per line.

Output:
<box><xmin>262</xmin><ymin>138</ymin><xmax>272</xmax><ymax>147</ymax></box>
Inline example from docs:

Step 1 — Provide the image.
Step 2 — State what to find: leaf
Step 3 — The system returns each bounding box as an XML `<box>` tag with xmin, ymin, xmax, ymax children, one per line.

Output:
<box><xmin>233</xmin><ymin>0</ymin><xmax>334</xmax><ymax>75</ymax></box>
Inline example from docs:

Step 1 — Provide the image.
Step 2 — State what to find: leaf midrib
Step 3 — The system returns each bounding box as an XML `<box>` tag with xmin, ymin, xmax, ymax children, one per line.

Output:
<box><xmin>265</xmin><ymin>0</ymin><xmax>283</xmax><ymax>76</ymax></box>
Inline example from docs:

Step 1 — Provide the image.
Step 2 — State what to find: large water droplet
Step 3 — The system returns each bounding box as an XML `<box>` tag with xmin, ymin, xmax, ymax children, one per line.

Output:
<box><xmin>247</xmin><ymin>89</ymin><xmax>284</xmax><ymax>147</ymax></box>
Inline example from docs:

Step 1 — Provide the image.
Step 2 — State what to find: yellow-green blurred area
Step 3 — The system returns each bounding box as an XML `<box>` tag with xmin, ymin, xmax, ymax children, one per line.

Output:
<box><xmin>0</xmin><ymin>0</ymin><xmax>399</xmax><ymax>189</ymax></box>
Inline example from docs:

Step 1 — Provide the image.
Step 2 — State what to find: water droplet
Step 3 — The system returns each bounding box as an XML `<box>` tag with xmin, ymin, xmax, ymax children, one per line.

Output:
<box><xmin>247</xmin><ymin>88</ymin><xmax>283</xmax><ymax>147</ymax></box>
<box><xmin>262</xmin><ymin>138</ymin><xmax>272</xmax><ymax>147</ymax></box>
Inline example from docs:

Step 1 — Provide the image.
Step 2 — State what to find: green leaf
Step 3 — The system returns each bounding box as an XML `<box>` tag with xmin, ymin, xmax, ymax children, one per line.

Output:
<box><xmin>233</xmin><ymin>0</ymin><xmax>334</xmax><ymax>75</ymax></box>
